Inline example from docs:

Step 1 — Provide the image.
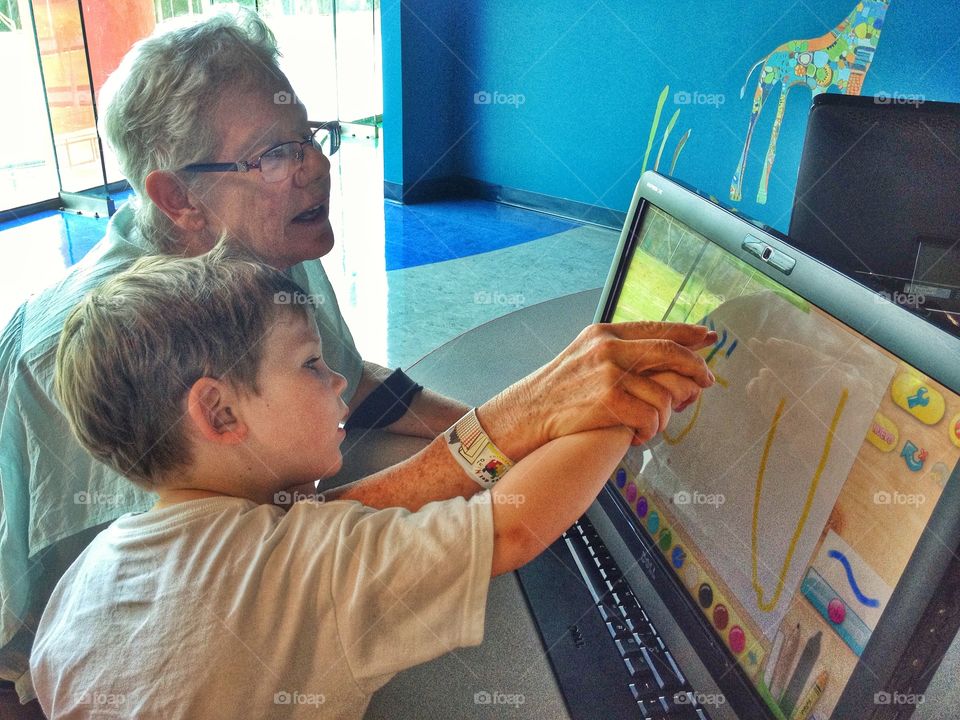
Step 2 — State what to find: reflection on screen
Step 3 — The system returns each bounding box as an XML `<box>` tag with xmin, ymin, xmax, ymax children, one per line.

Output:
<box><xmin>609</xmin><ymin>204</ymin><xmax>960</xmax><ymax>719</ymax></box>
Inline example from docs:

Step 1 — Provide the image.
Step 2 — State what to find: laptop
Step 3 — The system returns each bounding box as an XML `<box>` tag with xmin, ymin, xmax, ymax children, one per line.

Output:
<box><xmin>515</xmin><ymin>171</ymin><xmax>960</xmax><ymax>719</ymax></box>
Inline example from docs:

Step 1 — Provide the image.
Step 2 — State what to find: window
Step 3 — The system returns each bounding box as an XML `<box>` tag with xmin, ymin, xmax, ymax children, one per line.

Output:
<box><xmin>0</xmin><ymin>0</ymin><xmax>381</xmax><ymax>215</ymax></box>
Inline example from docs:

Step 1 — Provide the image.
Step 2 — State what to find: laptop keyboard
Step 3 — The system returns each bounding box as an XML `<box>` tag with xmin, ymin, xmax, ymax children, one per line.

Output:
<box><xmin>562</xmin><ymin>516</ymin><xmax>711</xmax><ymax>720</ymax></box>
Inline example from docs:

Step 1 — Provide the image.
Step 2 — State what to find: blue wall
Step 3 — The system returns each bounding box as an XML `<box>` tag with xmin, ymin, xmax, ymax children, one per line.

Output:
<box><xmin>383</xmin><ymin>1</ymin><xmax>960</xmax><ymax>232</ymax></box>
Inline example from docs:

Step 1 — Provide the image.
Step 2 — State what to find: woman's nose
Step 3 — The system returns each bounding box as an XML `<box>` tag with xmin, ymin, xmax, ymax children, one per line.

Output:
<box><xmin>295</xmin><ymin>142</ymin><xmax>331</xmax><ymax>186</ymax></box>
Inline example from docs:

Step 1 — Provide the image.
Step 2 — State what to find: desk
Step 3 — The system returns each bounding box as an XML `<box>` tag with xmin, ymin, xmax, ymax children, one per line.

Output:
<box><xmin>363</xmin><ymin>289</ymin><xmax>599</xmax><ymax>720</ymax></box>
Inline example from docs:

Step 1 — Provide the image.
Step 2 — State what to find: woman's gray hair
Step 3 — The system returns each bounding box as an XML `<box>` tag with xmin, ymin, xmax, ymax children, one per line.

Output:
<box><xmin>99</xmin><ymin>11</ymin><xmax>287</xmax><ymax>253</ymax></box>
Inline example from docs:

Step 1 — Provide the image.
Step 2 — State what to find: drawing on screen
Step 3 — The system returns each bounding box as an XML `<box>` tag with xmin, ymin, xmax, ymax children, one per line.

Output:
<box><xmin>664</xmin><ymin>321</ymin><xmax>736</xmax><ymax>445</ymax></box>
<box><xmin>752</xmin><ymin>390</ymin><xmax>849</xmax><ymax>612</ymax></box>
<box><xmin>828</xmin><ymin>549</ymin><xmax>880</xmax><ymax>608</ymax></box>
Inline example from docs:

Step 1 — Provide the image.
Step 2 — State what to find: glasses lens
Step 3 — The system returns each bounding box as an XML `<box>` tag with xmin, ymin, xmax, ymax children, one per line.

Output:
<box><xmin>311</xmin><ymin>123</ymin><xmax>340</xmax><ymax>157</ymax></box>
<box><xmin>311</xmin><ymin>128</ymin><xmax>329</xmax><ymax>154</ymax></box>
<box><xmin>260</xmin><ymin>142</ymin><xmax>299</xmax><ymax>182</ymax></box>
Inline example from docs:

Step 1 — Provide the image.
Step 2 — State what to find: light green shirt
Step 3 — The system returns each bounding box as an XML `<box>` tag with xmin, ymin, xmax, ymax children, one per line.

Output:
<box><xmin>0</xmin><ymin>202</ymin><xmax>363</xmax><ymax>698</ymax></box>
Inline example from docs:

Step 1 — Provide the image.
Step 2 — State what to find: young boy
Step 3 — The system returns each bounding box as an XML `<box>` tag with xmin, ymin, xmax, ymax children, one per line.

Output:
<box><xmin>30</xmin><ymin>247</ymin><xmax>708</xmax><ymax>718</ymax></box>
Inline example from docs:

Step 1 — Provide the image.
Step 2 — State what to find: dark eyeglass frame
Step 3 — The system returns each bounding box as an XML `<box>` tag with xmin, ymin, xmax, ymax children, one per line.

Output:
<box><xmin>180</xmin><ymin>120</ymin><xmax>341</xmax><ymax>182</ymax></box>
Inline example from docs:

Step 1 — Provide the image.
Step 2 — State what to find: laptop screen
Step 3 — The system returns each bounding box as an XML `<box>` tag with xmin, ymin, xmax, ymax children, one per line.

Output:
<box><xmin>598</xmin><ymin>177</ymin><xmax>960</xmax><ymax>719</ymax></box>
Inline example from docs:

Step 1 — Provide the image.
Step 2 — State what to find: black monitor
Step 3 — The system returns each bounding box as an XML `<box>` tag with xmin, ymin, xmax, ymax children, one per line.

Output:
<box><xmin>788</xmin><ymin>94</ymin><xmax>960</xmax><ymax>334</ymax></box>
<box><xmin>594</xmin><ymin>171</ymin><xmax>960</xmax><ymax>719</ymax></box>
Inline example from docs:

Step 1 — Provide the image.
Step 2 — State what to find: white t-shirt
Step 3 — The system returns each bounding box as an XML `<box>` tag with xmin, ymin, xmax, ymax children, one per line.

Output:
<box><xmin>31</xmin><ymin>493</ymin><xmax>493</xmax><ymax>719</ymax></box>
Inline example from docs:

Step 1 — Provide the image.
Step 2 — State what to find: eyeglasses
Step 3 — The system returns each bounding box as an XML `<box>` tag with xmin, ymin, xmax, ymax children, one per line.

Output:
<box><xmin>181</xmin><ymin>121</ymin><xmax>341</xmax><ymax>183</ymax></box>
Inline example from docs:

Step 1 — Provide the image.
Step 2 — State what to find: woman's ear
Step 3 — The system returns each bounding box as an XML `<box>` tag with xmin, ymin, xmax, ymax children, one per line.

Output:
<box><xmin>185</xmin><ymin>377</ymin><xmax>247</xmax><ymax>445</ymax></box>
<box><xmin>144</xmin><ymin>170</ymin><xmax>208</xmax><ymax>236</ymax></box>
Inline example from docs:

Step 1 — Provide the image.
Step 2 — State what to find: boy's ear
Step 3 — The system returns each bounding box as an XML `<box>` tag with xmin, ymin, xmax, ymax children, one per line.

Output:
<box><xmin>144</xmin><ymin>170</ymin><xmax>208</xmax><ymax>236</ymax></box>
<box><xmin>185</xmin><ymin>378</ymin><xmax>247</xmax><ymax>444</ymax></box>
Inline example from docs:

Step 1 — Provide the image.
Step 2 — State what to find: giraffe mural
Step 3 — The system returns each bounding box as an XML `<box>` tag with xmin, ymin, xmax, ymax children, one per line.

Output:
<box><xmin>730</xmin><ymin>1</ymin><xmax>889</xmax><ymax>204</ymax></box>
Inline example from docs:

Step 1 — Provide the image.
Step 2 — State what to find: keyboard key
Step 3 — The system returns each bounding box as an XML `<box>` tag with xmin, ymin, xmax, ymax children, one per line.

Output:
<box><xmin>625</xmin><ymin>616</ymin><xmax>655</xmax><ymax>641</ymax></box>
<box><xmin>593</xmin><ymin>549</ymin><xmax>615</xmax><ymax>566</ymax></box>
<box><xmin>637</xmin><ymin>696</ymin><xmax>669</xmax><ymax>718</ymax></box>
<box><xmin>615</xmin><ymin>636</ymin><xmax>644</xmax><ymax>657</ymax></box>
<box><xmin>617</xmin><ymin>593</ymin><xmax>643</xmax><ymax>616</ymax></box>
<box><xmin>605</xmin><ymin>618</ymin><xmax>631</xmax><ymax>641</ymax></box>
<box><xmin>605</xmin><ymin>573</ymin><xmax>627</xmax><ymax>589</ymax></box>
<box><xmin>597</xmin><ymin>601</ymin><xmax>619</xmax><ymax>624</ymax></box>
<box><xmin>642</xmin><ymin>646</ymin><xmax>682</xmax><ymax>691</ymax></box>
<box><xmin>628</xmin><ymin>682</ymin><xmax>660</xmax><ymax>703</ymax></box>
<box><xmin>624</xmin><ymin>657</ymin><xmax>658</xmax><ymax>687</ymax></box>
<box><xmin>598</xmin><ymin>565</ymin><xmax>623</xmax><ymax>584</ymax></box>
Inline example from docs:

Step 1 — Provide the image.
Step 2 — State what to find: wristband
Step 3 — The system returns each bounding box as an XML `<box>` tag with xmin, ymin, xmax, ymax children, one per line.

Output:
<box><xmin>444</xmin><ymin>408</ymin><xmax>514</xmax><ymax>488</ymax></box>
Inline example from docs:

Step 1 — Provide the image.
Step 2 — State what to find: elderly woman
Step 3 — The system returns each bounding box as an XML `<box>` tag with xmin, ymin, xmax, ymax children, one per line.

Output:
<box><xmin>0</xmin><ymin>11</ymin><xmax>714</xmax><ymax>703</ymax></box>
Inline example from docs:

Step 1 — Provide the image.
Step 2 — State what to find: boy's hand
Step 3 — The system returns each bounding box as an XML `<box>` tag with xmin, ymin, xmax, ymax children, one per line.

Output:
<box><xmin>479</xmin><ymin>321</ymin><xmax>716</xmax><ymax>458</ymax></box>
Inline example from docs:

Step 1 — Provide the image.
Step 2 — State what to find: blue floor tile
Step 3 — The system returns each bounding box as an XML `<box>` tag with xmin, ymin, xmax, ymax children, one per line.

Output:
<box><xmin>383</xmin><ymin>198</ymin><xmax>578</xmax><ymax>270</ymax></box>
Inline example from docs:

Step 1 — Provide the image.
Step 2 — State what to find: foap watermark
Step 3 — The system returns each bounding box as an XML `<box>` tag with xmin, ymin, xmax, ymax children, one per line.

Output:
<box><xmin>273</xmin><ymin>89</ymin><xmax>301</xmax><ymax>105</ymax></box>
<box><xmin>74</xmin><ymin>491</ymin><xmax>124</xmax><ymax>506</ymax></box>
<box><xmin>873</xmin><ymin>490</ymin><xmax>926</xmax><ymax>507</ymax></box>
<box><xmin>875</xmin><ymin>289</ymin><xmax>925</xmax><ymax>309</ymax></box>
<box><xmin>874</xmin><ymin>690</ymin><xmax>925</xmax><ymax>706</ymax></box>
<box><xmin>76</xmin><ymin>691</ymin><xmax>126</xmax><ymax>708</ymax></box>
<box><xmin>490</xmin><ymin>493</ymin><xmax>525</xmax><ymax>507</ymax></box>
<box><xmin>673</xmin><ymin>90</ymin><xmax>725</xmax><ymax>108</ymax></box>
<box><xmin>875</xmin><ymin>91</ymin><xmax>925</xmax><ymax>107</ymax></box>
<box><xmin>274</xmin><ymin>690</ymin><xmax>326</xmax><ymax>707</ymax></box>
<box><xmin>473</xmin><ymin>290</ymin><xmax>525</xmax><ymax>308</ymax></box>
<box><xmin>673</xmin><ymin>490</ymin><xmax>725</xmax><ymax>508</ymax></box>
<box><xmin>274</xmin><ymin>291</ymin><xmax>325</xmax><ymax>306</ymax></box>
<box><xmin>273</xmin><ymin>490</ymin><xmax>323</xmax><ymax>506</ymax></box>
<box><xmin>674</xmin><ymin>690</ymin><xmax>726</xmax><ymax>707</ymax></box>
<box><xmin>474</xmin><ymin>90</ymin><xmax>526</xmax><ymax>108</ymax></box>
<box><xmin>473</xmin><ymin>690</ymin><xmax>525</xmax><ymax>707</ymax></box>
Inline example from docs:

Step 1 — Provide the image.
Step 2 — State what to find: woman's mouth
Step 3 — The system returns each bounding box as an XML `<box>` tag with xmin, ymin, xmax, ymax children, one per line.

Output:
<box><xmin>292</xmin><ymin>203</ymin><xmax>327</xmax><ymax>224</ymax></box>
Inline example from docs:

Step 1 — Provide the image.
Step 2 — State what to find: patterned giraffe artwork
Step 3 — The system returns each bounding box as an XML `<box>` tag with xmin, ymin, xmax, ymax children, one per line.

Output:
<box><xmin>730</xmin><ymin>1</ymin><xmax>889</xmax><ymax>204</ymax></box>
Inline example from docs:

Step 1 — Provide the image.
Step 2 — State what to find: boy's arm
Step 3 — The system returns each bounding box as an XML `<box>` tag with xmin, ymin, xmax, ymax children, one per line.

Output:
<box><xmin>489</xmin><ymin>427</ymin><xmax>633</xmax><ymax>577</ymax></box>
<box><xmin>332</xmin><ymin>427</ymin><xmax>634</xmax><ymax>576</ymax></box>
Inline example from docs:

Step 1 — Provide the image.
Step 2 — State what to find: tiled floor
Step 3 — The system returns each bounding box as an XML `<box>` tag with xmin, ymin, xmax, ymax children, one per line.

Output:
<box><xmin>0</xmin><ymin>137</ymin><xmax>620</xmax><ymax>368</ymax></box>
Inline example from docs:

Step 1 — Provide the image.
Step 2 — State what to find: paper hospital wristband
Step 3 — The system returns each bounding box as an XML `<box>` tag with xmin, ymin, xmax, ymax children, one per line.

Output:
<box><xmin>444</xmin><ymin>409</ymin><xmax>514</xmax><ymax>489</ymax></box>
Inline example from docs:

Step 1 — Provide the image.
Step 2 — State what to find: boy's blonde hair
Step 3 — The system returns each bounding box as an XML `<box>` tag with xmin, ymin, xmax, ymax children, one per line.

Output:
<box><xmin>55</xmin><ymin>245</ymin><xmax>312</xmax><ymax>488</ymax></box>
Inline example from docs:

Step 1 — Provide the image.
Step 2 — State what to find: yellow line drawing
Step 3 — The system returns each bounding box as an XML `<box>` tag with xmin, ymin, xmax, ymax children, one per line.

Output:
<box><xmin>663</xmin><ymin>393</ymin><xmax>705</xmax><ymax>446</ymax></box>
<box><xmin>663</xmin><ymin>351</ymin><xmax>728</xmax><ymax>445</ymax></box>
<box><xmin>751</xmin><ymin>390</ymin><xmax>849</xmax><ymax>612</ymax></box>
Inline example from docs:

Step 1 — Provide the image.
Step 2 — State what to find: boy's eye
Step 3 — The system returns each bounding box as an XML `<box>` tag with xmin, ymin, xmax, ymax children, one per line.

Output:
<box><xmin>304</xmin><ymin>356</ymin><xmax>323</xmax><ymax>372</ymax></box>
